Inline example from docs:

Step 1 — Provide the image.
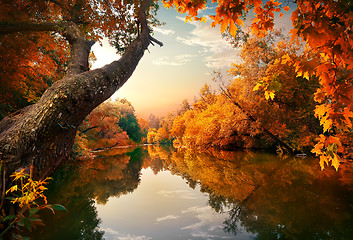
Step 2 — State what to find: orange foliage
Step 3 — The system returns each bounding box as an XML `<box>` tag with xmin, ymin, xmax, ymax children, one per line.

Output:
<box><xmin>152</xmin><ymin>33</ymin><xmax>320</xmax><ymax>153</ymax></box>
<box><xmin>0</xmin><ymin>31</ymin><xmax>69</xmax><ymax>118</ymax></box>
<box><xmin>163</xmin><ymin>0</ymin><xmax>353</xmax><ymax>169</ymax></box>
<box><xmin>162</xmin><ymin>0</ymin><xmax>289</xmax><ymax>37</ymax></box>
<box><xmin>74</xmin><ymin>99</ymin><xmax>148</xmax><ymax>157</ymax></box>
<box><xmin>288</xmin><ymin>1</ymin><xmax>353</xmax><ymax>169</ymax></box>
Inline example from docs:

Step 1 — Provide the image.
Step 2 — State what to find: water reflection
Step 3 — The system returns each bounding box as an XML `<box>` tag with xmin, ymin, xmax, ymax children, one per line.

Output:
<box><xmin>27</xmin><ymin>146</ymin><xmax>353</xmax><ymax>240</ymax></box>
<box><xmin>147</xmin><ymin>145</ymin><xmax>353</xmax><ymax>239</ymax></box>
<box><xmin>27</xmin><ymin>148</ymin><xmax>146</xmax><ymax>240</ymax></box>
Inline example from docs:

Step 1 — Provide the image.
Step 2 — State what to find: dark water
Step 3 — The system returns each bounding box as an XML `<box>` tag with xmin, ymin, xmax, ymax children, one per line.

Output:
<box><xmin>27</xmin><ymin>146</ymin><xmax>353</xmax><ymax>240</ymax></box>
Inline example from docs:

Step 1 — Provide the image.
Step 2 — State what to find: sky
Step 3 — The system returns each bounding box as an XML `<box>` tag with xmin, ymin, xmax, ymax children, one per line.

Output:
<box><xmin>91</xmin><ymin>1</ymin><xmax>294</xmax><ymax>118</ymax></box>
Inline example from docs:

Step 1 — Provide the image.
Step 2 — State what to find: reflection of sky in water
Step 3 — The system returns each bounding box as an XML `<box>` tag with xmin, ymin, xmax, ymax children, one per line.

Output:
<box><xmin>96</xmin><ymin>168</ymin><xmax>254</xmax><ymax>240</ymax></box>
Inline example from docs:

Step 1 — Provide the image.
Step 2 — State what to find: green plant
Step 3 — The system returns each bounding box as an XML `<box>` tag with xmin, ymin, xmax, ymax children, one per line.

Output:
<box><xmin>0</xmin><ymin>169</ymin><xmax>66</xmax><ymax>239</ymax></box>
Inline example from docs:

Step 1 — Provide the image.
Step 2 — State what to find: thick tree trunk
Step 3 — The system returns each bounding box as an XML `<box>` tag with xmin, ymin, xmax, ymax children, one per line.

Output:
<box><xmin>0</xmin><ymin>0</ymin><xmax>158</xmax><ymax>196</ymax></box>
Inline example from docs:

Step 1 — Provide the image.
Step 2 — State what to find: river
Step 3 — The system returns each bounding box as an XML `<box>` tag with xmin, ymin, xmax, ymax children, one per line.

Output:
<box><xmin>27</xmin><ymin>146</ymin><xmax>353</xmax><ymax>240</ymax></box>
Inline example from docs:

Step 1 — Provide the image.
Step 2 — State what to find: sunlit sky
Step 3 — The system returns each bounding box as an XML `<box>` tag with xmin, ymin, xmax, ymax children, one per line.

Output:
<box><xmin>91</xmin><ymin>1</ymin><xmax>293</xmax><ymax>118</ymax></box>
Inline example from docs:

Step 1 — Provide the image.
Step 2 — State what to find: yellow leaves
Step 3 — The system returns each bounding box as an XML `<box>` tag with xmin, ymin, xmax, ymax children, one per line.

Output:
<box><xmin>264</xmin><ymin>90</ymin><xmax>275</xmax><ymax>100</ymax></box>
<box><xmin>314</xmin><ymin>104</ymin><xmax>333</xmax><ymax>132</ymax></box>
<box><xmin>323</xmin><ymin>118</ymin><xmax>333</xmax><ymax>133</ymax></box>
<box><xmin>253</xmin><ymin>83</ymin><xmax>262</xmax><ymax>91</ymax></box>
<box><xmin>7</xmin><ymin>169</ymin><xmax>52</xmax><ymax>208</ymax></box>
<box><xmin>6</xmin><ymin>185</ymin><xmax>18</xmax><ymax>194</ymax></box>
<box><xmin>331</xmin><ymin>153</ymin><xmax>340</xmax><ymax>171</ymax></box>
<box><xmin>296</xmin><ymin>70</ymin><xmax>309</xmax><ymax>80</ymax></box>
<box><xmin>312</xmin><ymin>134</ymin><xmax>343</xmax><ymax>171</ymax></box>
<box><xmin>281</xmin><ymin>54</ymin><xmax>291</xmax><ymax>64</ymax></box>
<box><xmin>228</xmin><ymin>19</ymin><xmax>238</xmax><ymax>37</ymax></box>
<box><xmin>185</xmin><ymin>15</ymin><xmax>193</xmax><ymax>23</ymax></box>
<box><xmin>200</xmin><ymin>17</ymin><xmax>207</xmax><ymax>23</ymax></box>
<box><xmin>315</xmin><ymin>104</ymin><xmax>328</xmax><ymax>119</ymax></box>
<box><xmin>319</xmin><ymin>155</ymin><xmax>329</xmax><ymax>172</ymax></box>
<box><xmin>220</xmin><ymin>19</ymin><xmax>228</xmax><ymax>33</ymax></box>
<box><xmin>10</xmin><ymin>169</ymin><xmax>28</xmax><ymax>181</ymax></box>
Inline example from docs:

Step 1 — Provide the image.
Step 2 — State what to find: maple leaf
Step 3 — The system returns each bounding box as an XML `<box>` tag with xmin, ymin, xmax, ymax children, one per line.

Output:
<box><xmin>323</xmin><ymin>118</ymin><xmax>333</xmax><ymax>132</ymax></box>
<box><xmin>315</xmin><ymin>104</ymin><xmax>328</xmax><ymax>118</ymax></box>
<box><xmin>325</xmin><ymin>136</ymin><xmax>342</xmax><ymax>148</ymax></box>
<box><xmin>332</xmin><ymin>152</ymin><xmax>340</xmax><ymax>171</ymax></box>
<box><xmin>281</xmin><ymin>54</ymin><xmax>292</xmax><ymax>65</ymax></box>
<box><xmin>264</xmin><ymin>90</ymin><xmax>275</xmax><ymax>100</ymax></box>
<box><xmin>228</xmin><ymin>19</ymin><xmax>238</xmax><ymax>37</ymax></box>
<box><xmin>319</xmin><ymin>155</ymin><xmax>328</xmax><ymax>171</ymax></box>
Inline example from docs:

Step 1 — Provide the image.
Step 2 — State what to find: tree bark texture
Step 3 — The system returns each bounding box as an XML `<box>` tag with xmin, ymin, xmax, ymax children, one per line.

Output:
<box><xmin>0</xmin><ymin>0</ymin><xmax>156</xmax><ymax>195</ymax></box>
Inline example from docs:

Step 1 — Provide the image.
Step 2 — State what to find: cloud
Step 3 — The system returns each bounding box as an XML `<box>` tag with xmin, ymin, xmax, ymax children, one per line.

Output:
<box><xmin>153</xmin><ymin>27</ymin><xmax>176</xmax><ymax>35</ymax></box>
<box><xmin>152</xmin><ymin>54</ymin><xmax>194</xmax><ymax>66</ymax></box>
<box><xmin>157</xmin><ymin>190</ymin><xmax>202</xmax><ymax>199</ymax></box>
<box><xmin>180</xmin><ymin>206</ymin><xmax>235</xmax><ymax>239</ymax></box>
<box><xmin>175</xmin><ymin>16</ymin><xmax>237</xmax><ymax>69</ymax></box>
<box><xmin>181</xmin><ymin>206</ymin><xmax>224</xmax><ymax>231</ymax></box>
<box><xmin>156</xmin><ymin>214</ymin><xmax>180</xmax><ymax>222</ymax></box>
<box><xmin>204</xmin><ymin>49</ymin><xmax>241</xmax><ymax>69</ymax></box>
<box><xmin>102</xmin><ymin>228</ymin><xmax>152</xmax><ymax>240</ymax></box>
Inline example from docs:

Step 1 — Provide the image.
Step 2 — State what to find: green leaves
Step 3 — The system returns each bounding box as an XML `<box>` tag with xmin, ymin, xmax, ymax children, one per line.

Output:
<box><xmin>2</xmin><ymin>215</ymin><xmax>17</xmax><ymax>222</ymax></box>
<box><xmin>1</xmin><ymin>171</ymin><xmax>67</xmax><ymax>239</ymax></box>
<box><xmin>44</xmin><ymin>204</ymin><xmax>67</xmax><ymax>214</ymax></box>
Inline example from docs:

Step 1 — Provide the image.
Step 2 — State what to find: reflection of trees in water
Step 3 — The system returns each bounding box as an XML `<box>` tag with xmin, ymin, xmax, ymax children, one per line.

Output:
<box><xmin>27</xmin><ymin>147</ymin><xmax>146</xmax><ymax>240</ymax></box>
<box><xmin>219</xmin><ymin>172</ymin><xmax>353</xmax><ymax>240</ymax></box>
<box><xmin>28</xmin><ymin>146</ymin><xmax>353</xmax><ymax>239</ymax></box>
<box><xmin>147</xmin><ymin>145</ymin><xmax>353</xmax><ymax>239</ymax></box>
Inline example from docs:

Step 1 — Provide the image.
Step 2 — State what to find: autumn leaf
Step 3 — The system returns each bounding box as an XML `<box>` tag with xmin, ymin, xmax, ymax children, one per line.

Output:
<box><xmin>253</xmin><ymin>83</ymin><xmax>262</xmax><ymax>91</ymax></box>
<box><xmin>264</xmin><ymin>90</ymin><xmax>275</xmax><ymax>100</ymax></box>
<box><xmin>332</xmin><ymin>153</ymin><xmax>340</xmax><ymax>171</ymax></box>
<box><xmin>228</xmin><ymin>20</ymin><xmax>238</xmax><ymax>37</ymax></box>
<box><xmin>283</xmin><ymin>6</ymin><xmax>290</xmax><ymax>12</ymax></box>
<box><xmin>314</xmin><ymin>104</ymin><xmax>328</xmax><ymax>118</ymax></box>
<box><xmin>323</xmin><ymin>118</ymin><xmax>333</xmax><ymax>132</ymax></box>
<box><xmin>325</xmin><ymin>136</ymin><xmax>342</xmax><ymax>148</ymax></box>
<box><xmin>319</xmin><ymin>155</ymin><xmax>328</xmax><ymax>171</ymax></box>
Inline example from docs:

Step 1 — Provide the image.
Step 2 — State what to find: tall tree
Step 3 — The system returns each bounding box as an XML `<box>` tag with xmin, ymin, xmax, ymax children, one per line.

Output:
<box><xmin>0</xmin><ymin>0</ymin><xmax>162</xmax><ymax>189</ymax></box>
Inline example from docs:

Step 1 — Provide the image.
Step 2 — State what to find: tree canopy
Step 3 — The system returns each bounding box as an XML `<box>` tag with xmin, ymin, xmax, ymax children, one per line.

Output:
<box><xmin>160</xmin><ymin>0</ymin><xmax>353</xmax><ymax>170</ymax></box>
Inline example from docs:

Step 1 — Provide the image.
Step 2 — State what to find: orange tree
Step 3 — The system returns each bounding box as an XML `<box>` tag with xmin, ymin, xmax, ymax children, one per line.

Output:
<box><xmin>163</xmin><ymin>0</ymin><xmax>353</xmax><ymax>170</ymax></box>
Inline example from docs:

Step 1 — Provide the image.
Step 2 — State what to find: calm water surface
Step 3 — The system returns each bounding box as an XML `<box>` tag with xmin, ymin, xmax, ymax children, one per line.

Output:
<box><xmin>28</xmin><ymin>146</ymin><xmax>353</xmax><ymax>240</ymax></box>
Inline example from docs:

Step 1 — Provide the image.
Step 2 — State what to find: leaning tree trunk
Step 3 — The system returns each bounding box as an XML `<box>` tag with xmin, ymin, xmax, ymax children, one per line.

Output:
<box><xmin>0</xmin><ymin>0</ymin><xmax>159</xmax><ymax>197</ymax></box>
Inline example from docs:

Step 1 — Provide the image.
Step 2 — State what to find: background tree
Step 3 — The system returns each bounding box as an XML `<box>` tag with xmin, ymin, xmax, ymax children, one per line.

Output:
<box><xmin>154</xmin><ymin>32</ymin><xmax>320</xmax><ymax>152</ymax></box>
<box><xmin>115</xmin><ymin>98</ymin><xmax>143</xmax><ymax>143</ymax></box>
<box><xmin>163</xmin><ymin>0</ymin><xmax>353</xmax><ymax>169</ymax></box>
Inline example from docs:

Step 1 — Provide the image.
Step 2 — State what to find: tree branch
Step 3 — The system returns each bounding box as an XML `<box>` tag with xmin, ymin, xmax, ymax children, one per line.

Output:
<box><xmin>0</xmin><ymin>22</ymin><xmax>65</xmax><ymax>35</ymax></box>
<box><xmin>149</xmin><ymin>35</ymin><xmax>163</xmax><ymax>47</ymax></box>
<box><xmin>62</xmin><ymin>22</ymin><xmax>95</xmax><ymax>76</ymax></box>
<box><xmin>219</xmin><ymin>85</ymin><xmax>295</xmax><ymax>154</ymax></box>
<box><xmin>79</xmin><ymin>126</ymin><xmax>98</xmax><ymax>134</ymax></box>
